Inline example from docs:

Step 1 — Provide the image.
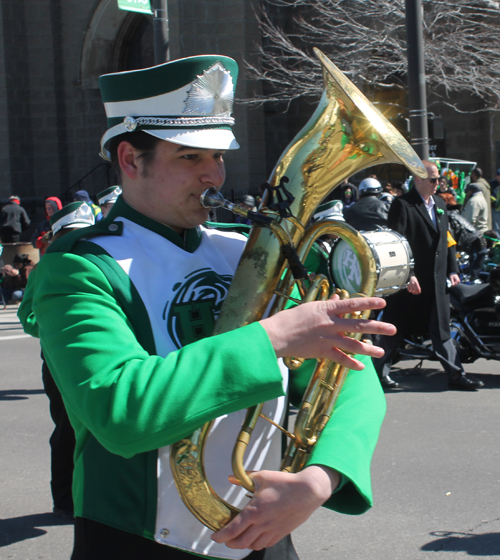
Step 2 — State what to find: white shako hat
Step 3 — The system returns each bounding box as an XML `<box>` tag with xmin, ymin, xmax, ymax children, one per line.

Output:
<box><xmin>313</xmin><ymin>200</ymin><xmax>345</xmax><ymax>222</ymax></box>
<box><xmin>50</xmin><ymin>202</ymin><xmax>95</xmax><ymax>234</ymax></box>
<box><xmin>99</xmin><ymin>55</ymin><xmax>240</xmax><ymax>160</ymax></box>
<box><xmin>98</xmin><ymin>185</ymin><xmax>122</xmax><ymax>205</ymax></box>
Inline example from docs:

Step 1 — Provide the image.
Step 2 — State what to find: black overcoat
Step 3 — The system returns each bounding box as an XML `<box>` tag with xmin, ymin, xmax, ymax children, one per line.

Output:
<box><xmin>382</xmin><ymin>188</ymin><xmax>458</xmax><ymax>340</ymax></box>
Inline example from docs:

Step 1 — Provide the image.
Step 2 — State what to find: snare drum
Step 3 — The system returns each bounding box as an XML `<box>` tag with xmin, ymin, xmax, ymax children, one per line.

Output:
<box><xmin>329</xmin><ymin>229</ymin><xmax>413</xmax><ymax>296</ymax></box>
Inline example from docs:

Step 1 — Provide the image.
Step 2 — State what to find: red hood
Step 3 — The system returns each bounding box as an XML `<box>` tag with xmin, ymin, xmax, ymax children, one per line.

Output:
<box><xmin>45</xmin><ymin>196</ymin><xmax>63</xmax><ymax>219</ymax></box>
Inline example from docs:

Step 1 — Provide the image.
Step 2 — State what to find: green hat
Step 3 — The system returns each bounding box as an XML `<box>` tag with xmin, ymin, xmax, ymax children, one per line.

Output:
<box><xmin>99</xmin><ymin>55</ymin><xmax>240</xmax><ymax>160</ymax></box>
<box><xmin>50</xmin><ymin>202</ymin><xmax>95</xmax><ymax>234</ymax></box>
<box><xmin>313</xmin><ymin>200</ymin><xmax>345</xmax><ymax>222</ymax></box>
<box><xmin>98</xmin><ymin>185</ymin><xmax>122</xmax><ymax>205</ymax></box>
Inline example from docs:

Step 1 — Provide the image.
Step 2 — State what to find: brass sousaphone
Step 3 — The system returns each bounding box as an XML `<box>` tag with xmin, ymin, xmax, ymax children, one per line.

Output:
<box><xmin>170</xmin><ymin>48</ymin><xmax>427</xmax><ymax>531</ymax></box>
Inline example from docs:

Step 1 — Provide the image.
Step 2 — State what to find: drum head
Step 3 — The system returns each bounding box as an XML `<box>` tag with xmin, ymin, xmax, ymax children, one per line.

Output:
<box><xmin>330</xmin><ymin>239</ymin><xmax>364</xmax><ymax>293</ymax></box>
<box><xmin>330</xmin><ymin>229</ymin><xmax>414</xmax><ymax>296</ymax></box>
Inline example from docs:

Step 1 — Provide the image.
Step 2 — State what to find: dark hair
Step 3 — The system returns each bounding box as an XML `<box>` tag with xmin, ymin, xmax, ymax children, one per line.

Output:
<box><xmin>484</xmin><ymin>229</ymin><xmax>500</xmax><ymax>250</ymax></box>
<box><xmin>13</xmin><ymin>253</ymin><xmax>31</xmax><ymax>266</ymax></box>
<box><xmin>471</xmin><ymin>167</ymin><xmax>483</xmax><ymax>179</ymax></box>
<box><xmin>108</xmin><ymin>131</ymin><xmax>162</xmax><ymax>181</ymax></box>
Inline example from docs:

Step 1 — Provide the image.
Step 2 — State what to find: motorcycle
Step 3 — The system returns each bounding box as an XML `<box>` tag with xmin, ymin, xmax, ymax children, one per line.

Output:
<box><xmin>396</xmin><ymin>272</ymin><xmax>500</xmax><ymax>366</ymax></box>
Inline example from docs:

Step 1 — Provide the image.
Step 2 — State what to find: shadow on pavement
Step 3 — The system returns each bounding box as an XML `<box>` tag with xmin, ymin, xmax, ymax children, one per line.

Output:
<box><xmin>422</xmin><ymin>530</ymin><xmax>500</xmax><ymax>556</ymax></box>
<box><xmin>0</xmin><ymin>512</ymin><xmax>73</xmax><ymax>547</ymax></box>
<box><xmin>0</xmin><ymin>388</ymin><xmax>45</xmax><ymax>401</ymax></box>
<box><xmin>386</xmin><ymin>365</ymin><xmax>499</xmax><ymax>393</ymax></box>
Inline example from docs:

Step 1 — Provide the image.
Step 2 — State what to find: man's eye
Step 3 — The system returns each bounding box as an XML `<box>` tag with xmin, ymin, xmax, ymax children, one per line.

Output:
<box><xmin>181</xmin><ymin>154</ymin><xmax>197</xmax><ymax>160</ymax></box>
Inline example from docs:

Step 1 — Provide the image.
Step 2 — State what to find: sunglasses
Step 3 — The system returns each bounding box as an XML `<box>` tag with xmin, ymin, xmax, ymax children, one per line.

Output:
<box><xmin>428</xmin><ymin>177</ymin><xmax>439</xmax><ymax>184</ymax></box>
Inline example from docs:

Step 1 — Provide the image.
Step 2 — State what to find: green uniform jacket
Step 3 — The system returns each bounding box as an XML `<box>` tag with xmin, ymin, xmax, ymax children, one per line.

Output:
<box><xmin>19</xmin><ymin>198</ymin><xmax>386</xmax><ymax>556</ymax></box>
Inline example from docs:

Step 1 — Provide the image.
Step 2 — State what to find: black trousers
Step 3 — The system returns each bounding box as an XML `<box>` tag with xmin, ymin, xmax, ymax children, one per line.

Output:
<box><xmin>42</xmin><ymin>357</ymin><xmax>75</xmax><ymax>512</ymax></box>
<box><xmin>0</xmin><ymin>228</ymin><xmax>20</xmax><ymax>243</ymax></box>
<box><xmin>72</xmin><ymin>517</ymin><xmax>300</xmax><ymax>560</ymax></box>
<box><xmin>373</xmin><ymin>303</ymin><xmax>463</xmax><ymax>379</ymax></box>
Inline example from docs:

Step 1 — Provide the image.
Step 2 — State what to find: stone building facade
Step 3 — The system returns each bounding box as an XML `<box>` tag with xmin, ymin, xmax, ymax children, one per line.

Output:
<box><xmin>0</xmin><ymin>0</ymin><xmax>270</xmax><ymax>205</ymax></box>
<box><xmin>0</xmin><ymin>0</ymin><xmax>499</xmax><ymax>210</ymax></box>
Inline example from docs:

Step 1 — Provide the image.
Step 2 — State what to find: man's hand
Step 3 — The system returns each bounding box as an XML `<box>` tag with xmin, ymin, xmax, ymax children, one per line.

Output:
<box><xmin>260</xmin><ymin>295</ymin><xmax>396</xmax><ymax>371</ymax></box>
<box><xmin>1</xmin><ymin>265</ymin><xmax>19</xmax><ymax>277</ymax></box>
<box><xmin>212</xmin><ymin>466</ymin><xmax>340</xmax><ymax>550</ymax></box>
<box><xmin>449</xmin><ymin>273</ymin><xmax>460</xmax><ymax>286</ymax></box>
<box><xmin>406</xmin><ymin>275</ymin><xmax>421</xmax><ymax>295</ymax></box>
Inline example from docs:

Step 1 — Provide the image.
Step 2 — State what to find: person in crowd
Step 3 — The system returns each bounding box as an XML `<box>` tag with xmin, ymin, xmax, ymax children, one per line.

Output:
<box><xmin>343</xmin><ymin>178</ymin><xmax>390</xmax><ymax>231</ymax></box>
<box><xmin>73</xmin><ymin>189</ymin><xmax>103</xmax><ymax>222</ymax></box>
<box><xmin>0</xmin><ymin>196</ymin><xmax>31</xmax><ymax>243</ymax></box>
<box><xmin>373</xmin><ymin>159</ymin><xmax>484</xmax><ymax>391</ymax></box>
<box><xmin>379</xmin><ymin>191</ymin><xmax>393</xmax><ymax>204</ymax></box>
<box><xmin>462</xmin><ymin>183</ymin><xmax>489</xmax><ymax>235</ymax></box>
<box><xmin>328</xmin><ymin>178</ymin><xmax>358</xmax><ymax>206</ymax></box>
<box><xmin>470</xmin><ymin>167</ymin><xmax>492</xmax><ymax>229</ymax></box>
<box><xmin>98</xmin><ymin>186</ymin><xmax>122</xmax><ymax>218</ymax></box>
<box><xmin>254</xmin><ymin>184</ymin><xmax>266</xmax><ymax>207</ymax></box>
<box><xmin>438</xmin><ymin>191</ymin><xmax>487</xmax><ymax>281</ymax></box>
<box><xmin>437</xmin><ymin>176</ymin><xmax>457</xmax><ymax>200</ymax></box>
<box><xmin>31</xmin><ymin>197</ymin><xmax>63</xmax><ymax>256</ymax></box>
<box><xmin>22</xmin><ymin>202</ymin><xmax>95</xmax><ymax>520</ymax></box>
<box><xmin>310</xmin><ymin>200</ymin><xmax>345</xmax><ymax>255</ymax></box>
<box><xmin>340</xmin><ymin>185</ymin><xmax>356</xmax><ymax>208</ymax></box>
<box><xmin>1</xmin><ymin>253</ymin><xmax>33</xmax><ymax>303</ymax></box>
<box><xmin>438</xmin><ymin>176</ymin><xmax>448</xmax><ymax>192</ymax></box>
<box><xmin>19</xmin><ymin>54</ymin><xmax>396</xmax><ymax>560</ymax></box>
<box><xmin>490</xmin><ymin>169</ymin><xmax>500</xmax><ymax>234</ymax></box>
<box><xmin>490</xmin><ymin>168</ymin><xmax>500</xmax><ymax>193</ymax></box>
<box><xmin>235</xmin><ymin>195</ymin><xmax>256</xmax><ymax>225</ymax></box>
<box><xmin>484</xmin><ymin>229</ymin><xmax>500</xmax><ymax>268</ymax></box>
<box><xmin>390</xmin><ymin>183</ymin><xmax>405</xmax><ymax>197</ymax></box>
<box><xmin>379</xmin><ymin>184</ymin><xmax>394</xmax><ymax>204</ymax></box>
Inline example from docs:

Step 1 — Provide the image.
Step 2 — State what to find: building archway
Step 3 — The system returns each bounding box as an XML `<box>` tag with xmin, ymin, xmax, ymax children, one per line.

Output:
<box><xmin>80</xmin><ymin>0</ymin><xmax>154</xmax><ymax>89</ymax></box>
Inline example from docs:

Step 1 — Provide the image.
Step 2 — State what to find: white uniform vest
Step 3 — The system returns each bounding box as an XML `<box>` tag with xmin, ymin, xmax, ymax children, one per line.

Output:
<box><xmin>91</xmin><ymin>218</ymin><xmax>287</xmax><ymax>559</ymax></box>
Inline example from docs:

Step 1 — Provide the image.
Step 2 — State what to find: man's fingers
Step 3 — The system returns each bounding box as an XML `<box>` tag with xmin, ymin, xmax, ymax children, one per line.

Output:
<box><xmin>327</xmin><ymin>317</ymin><xmax>396</xmax><ymax>335</ymax></box>
<box><xmin>220</xmin><ymin>524</ymin><xmax>269</xmax><ymax>550</ymax></box>
<box><xmin>326</xmin><ymin>343</ymin><xmax>384</xmax><ymax>369</ymax></box>
<box><xmin>228</xmin><ymin>471</ymin><xmax>257</xmax><ymax>487</ymax></box>
<box><xmin>212</xmin><ymin>512</ymin><xmax>249</xmax><ymax>544</ymax></box>
<box><xmin>245</xmin><ymin>532</ymin><xmax>278</xmax><ymax>551</ymax></box>
<box><xmin>325</xmin><ymin>296</ymin><xmax>386</xmax><ymax>314</ymax></box>
<box><xmin>212</xmin><ymin>503</ymin><xmax>262</xmax><ymax>548</ymax></box>
<box><xmin>326</xmin><ymin>348</ymin><xmax>366</xmax><ymax>370</ymax></box>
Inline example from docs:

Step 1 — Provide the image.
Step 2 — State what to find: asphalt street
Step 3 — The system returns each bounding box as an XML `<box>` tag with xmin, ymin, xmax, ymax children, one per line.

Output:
<box><xmin>1</xmin><ymin>303</ymin><xmax>499</xmax><ymax>560</ymax></box>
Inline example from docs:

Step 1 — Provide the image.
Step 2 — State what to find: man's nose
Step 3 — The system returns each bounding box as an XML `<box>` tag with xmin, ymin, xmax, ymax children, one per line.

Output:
<box><xmin>201</xmin><ymin>159</ymin><xmax>225</xmax><ymax>187</ymax></box>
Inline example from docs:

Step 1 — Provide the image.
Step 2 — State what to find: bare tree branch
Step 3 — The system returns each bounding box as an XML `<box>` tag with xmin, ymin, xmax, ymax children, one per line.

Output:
<box><xmin>244</xmin><ymin>0</ymin><xmax>500</xmax><ymax>112</ymax></box>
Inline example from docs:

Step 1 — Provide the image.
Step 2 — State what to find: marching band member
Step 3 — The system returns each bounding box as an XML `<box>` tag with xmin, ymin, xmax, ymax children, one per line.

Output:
<box><xmin>98</xmin><ymin>185</ymin><xmax>122</xmax><ymax>218</ymax></box>
<box><xmin>19</xmin><ymin>55</ymin><xmax>395</xmax><ymax>560</ymax></box>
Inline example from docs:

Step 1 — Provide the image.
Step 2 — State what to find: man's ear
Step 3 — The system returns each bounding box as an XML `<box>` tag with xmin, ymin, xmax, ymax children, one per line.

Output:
<box><xmin>117</xmin><ymin>141</ymin><xmax>141</xmax><ymax>180</ymax></box>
